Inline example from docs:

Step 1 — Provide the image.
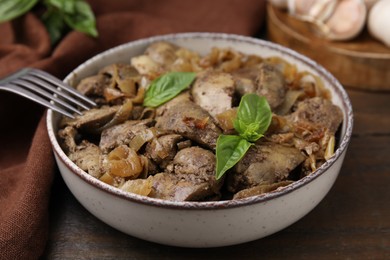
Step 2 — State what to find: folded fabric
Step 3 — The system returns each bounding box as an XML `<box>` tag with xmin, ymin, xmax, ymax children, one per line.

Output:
<box><xmin>0</xmin><ymin>1</ymin><xmax>266</xmax><ymax>259</ymax></box>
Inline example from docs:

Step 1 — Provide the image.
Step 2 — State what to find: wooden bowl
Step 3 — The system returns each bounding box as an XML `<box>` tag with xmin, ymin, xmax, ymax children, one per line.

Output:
<box><xmin>267</xmin><ymin>4</ymin><xmax>390</xmax><ymax>91</ymax></box>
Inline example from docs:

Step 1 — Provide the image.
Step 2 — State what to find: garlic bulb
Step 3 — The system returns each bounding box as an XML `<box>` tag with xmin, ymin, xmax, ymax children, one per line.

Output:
<box><xmin>283</xmin><ymin>0</ymin><xmax>367</xmax><ymax>41</ymax></box>
<box><xmin>307</xmin><ymin>0</ymin><xmax>339</xmax><ymax>22</ymax></box>
<box><xmin>288</xmin><ymin>0</ymin><xmax>338</xmax><ymax>23</ymax></box>
<box><xmin>268</xmin><ymin>0</ymin><xmax>288</xmax><ymax>9</ymax></box>
<box><xmin>368</xmin><ymin>0</ymin><xmax>390</xmax><ymax>47</ymax></box>
<box><xmin>319</xmin><ymin>0</ymin><xmax>367</xmax><ymax>40</ymax></box>
<box><xmin>288</xmin><ymin>0</ymin><xmax>317</xmax><ymax>17</ymax></box>
<box><xmin>364</xmin><ymin>0</ymin><xmax>379</xmax><ymax>9</ymax></box>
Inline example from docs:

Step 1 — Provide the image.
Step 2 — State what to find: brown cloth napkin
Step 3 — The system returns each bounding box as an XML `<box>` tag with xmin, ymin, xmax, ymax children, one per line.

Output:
<box><xmin>0</xmin><ymin>1</ymin><xmax>266</xmax><ymax>259</ymax></box>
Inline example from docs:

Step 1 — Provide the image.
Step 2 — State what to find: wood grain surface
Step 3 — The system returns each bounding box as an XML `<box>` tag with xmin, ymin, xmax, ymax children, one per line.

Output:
<box><xmin>267</xmin><ymin>4</ymin><xmax>390</xmax><ymax>91</ymax></box>
<box><xmin>41</xmin><ymin>87</ymin><xmax>390</xmax><ymax>259</ymax></box>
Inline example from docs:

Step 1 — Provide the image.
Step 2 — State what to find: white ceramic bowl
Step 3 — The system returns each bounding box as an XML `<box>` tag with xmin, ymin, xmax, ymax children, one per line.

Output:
<box><xmin>47</xmin><ymin>33</ymin><xmax>353</xmax><ymax>248</ymax></box>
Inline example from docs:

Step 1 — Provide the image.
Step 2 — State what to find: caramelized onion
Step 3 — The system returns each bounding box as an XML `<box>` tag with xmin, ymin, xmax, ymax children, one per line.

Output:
<box><xmin>102</xmin><ymin>64</ymin><xmax>141</xmax><ymax>98</ymax></box>
<box><xmin>200</xmin><ymin>47</ymin><xmax>243</xmax><ymax>72</ymax></box>
<box><xmin>103</xmin><ymin>88</ymin><xmax>124</xmax><ymax>102</ymax></box>
<box><xmin>296</xmin><ymin>71</ymin><xmax>330</xmax><ymax>99</ymax></box>
<box><xmin>96</xmin><ymin>99</ymin><xmax>133</xmax><ymax>132</ymax></box>
<box><xmin>129</xmin><ymin>135</ymin><xmax>148</xmax><ymax>152</ymax></box>
<box><xmin>139</xmin><ymin>107</ymin><xmax>156</xmax><ymax>119</ymax></box>
<box><xmin>220</xmin><ymin>55</ymin><xmax>242</xmax><ymax>72</ymax></box>
<box><xmin>99</xmin><ymin>173</ymin><xmax>125</xmax><ymax>187</ymax></box>
<box><xmin>233</xmin><ymin>181</ymin><xmax>293</xmax><ymax>199</ymax></box>
<box><xmin>199</xmin><ymin>47</ymin><xmax>219</xmax><ymax>68</ymax></box>
<box><xmin>324</xmin><ymin>135</ymin><xmax>335</xmax><ymax>161</ymax></box>
<box><xmin>107</xmin><ymin>145</ymin><xmax>143</xmax><ymax>178</ymax></box>
<box><xmin>182</xmin><ymin>116</ymin><xmax>209</xmax><ymax>129</ymax></box>
<box><xmin>275</xmin><ymin>90</ymin><xmax>303</xmax><ymax>115</ymax></box>
<box><xmin>120</xmin><ymin>177</ymin><xmax>153</xmax><ymax>196</ymax></box>
<box><xmin>215</xmin><ymin>108</ymin><xmax>237</xmax><ymax>131</ymax></box>
<box><xmin>242</xmin><ymin>54</ymin><xmax>264</xmax><ymax>67</ymax></box>
<box><xmin>138</xmin><ymin>155</ymin><xmax>149</xmax><ymax>179</ymax></box>
<box><xmin>265</xmin><ymin>56</ymin><xmax>298</xmax><ymax>84</ymax></box>
<box><xmin>171</xmin><ymin>48</ymin><xmax>202</xmax><ymax>72</ymax></box>
<box><xmin>309</xmin><ymin>154</ymin><xmax>317</xmax><ymax>172</ymax></box>
<box><xmin>129</xmin><ymin>127</ymin><xmax>160</xmax><ymax>152</ymax></box>
<box><xmin>117</xmin><ymin>78</ymin><xmax>137</xmax><ymax>96</ymax></box>
<box><xmin>131</xmin><ymin>86</ymin><xmax>145</xmax><ymax>104</ymax></box>
<box><xmin>153</xmin><ymin>139</ymin><xmax>170</xmax><ymax>159</ymax></box>
<box><xmin>99</xmin><ymin>172</ymin><xmax>114</xmax><ymax>185</ymax></box>
<box><xmin>267</xmin><ymin>115</ymin><xmax>290</xmax><ymax>134</ymax></box>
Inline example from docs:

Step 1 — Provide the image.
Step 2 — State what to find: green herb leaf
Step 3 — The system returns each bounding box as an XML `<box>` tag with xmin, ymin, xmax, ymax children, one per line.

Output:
<box><xmin>233</xmin><ymin>93</ymin><xmax>272</xmax><ymax>142</ymax></box>
<box><xmin>0</xmin><ymin>0</ymin><xmax>97</xmax><ymax>45</ymax></box>
<box><xmin>215</xmin><ymin>94</ymin><xmax>272</xmax><ymax>180</ymax></box>
<box><xmin>215</xmin><ymin>135</ymin><xmax>252</xmax><ymax>180</ymax></box>
<box><xmin>143</xmin><ymin>72</ymin><xmax>196</xmax><ymax>108</ymax></box>
<box><xmin>0</xmin><ymin>0</ymin><xmax>39</xmax><ymax>23</ymax></box>
<box><xmin>44</xmin><ymin>0</ymin><xmax>76</xmax><ymax>13</ymax></box>
<box><xmin>42</xmin><ymin>0</ymin><xmax>98</xmax><ymax>44</ymax></box>
<box><xmin>63</xmin><ymin>0</ymin><xmax>98</xmax><ymax>37</ymax></box>
<box><xmin>42</xmin><ymin>7</ymin><xmax>66</xmax><ymax>44</ymax></box>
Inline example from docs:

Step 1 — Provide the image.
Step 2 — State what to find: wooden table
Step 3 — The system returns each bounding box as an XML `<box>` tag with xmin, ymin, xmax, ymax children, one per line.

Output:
<box><xmin>42</xmin><ymin>87</ymin><xmax>390</xmax><ymax>259</ymax></box>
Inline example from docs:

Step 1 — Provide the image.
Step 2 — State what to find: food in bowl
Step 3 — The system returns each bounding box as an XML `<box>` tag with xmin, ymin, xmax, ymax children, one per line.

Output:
<box><xmin>47</xmin><ymin>33</ymin><xmax>352</xmax><ymax>247</ymax></box>
<box><xmin>57</xmin><ymin>40</ymin><xmax>343</xmax><ymax>202</ymax></box>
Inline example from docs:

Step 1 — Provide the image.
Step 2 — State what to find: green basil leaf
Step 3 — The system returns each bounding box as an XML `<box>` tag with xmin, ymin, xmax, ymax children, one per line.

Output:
<box><xmin>63</xmin><ymin>0</ymin><xmax>98</xmax><ymax>37</ymax></box>
<box><xmin>44</xmin><ymin>0</ymin><xmax>76</xmax><ymax>14</ymax></box>
<box><xmin>41</xmin><ymin>0</ymin><xmax>97</xmax><ymax>44</ymax></box>
<box><xmin>42</xmin><ymin>7</ymin><xmax>66</xmax><ymax>44</ymax></box>
<box><xmin>0</xmin><ymin>0</ymin><xmax>39</xmax><ymax>22</ymax></box>
<box><xmin>215</xmin><ymin>135</ymin><xmax>252</xmax><ymax>180</ymax></box>
<box><xmin>233</xmin><ymin>93</ymin><xmax>272</xmax><ymax>142</ymax></box>
<box><xmin>143</xmin><ymin>72</ymin><xmax>196</xmax><ymax>108</ymax></box>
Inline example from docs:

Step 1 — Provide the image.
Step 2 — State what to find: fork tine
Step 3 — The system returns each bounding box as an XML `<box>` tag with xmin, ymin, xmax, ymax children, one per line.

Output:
<box><xmin>3</xmin><ymin>84</ymin><xmax>75</xmax><ymax>118</ymax></box>
<box><xmin>10</xmin><ymin>79</ymin><xmax>83</xmax><ymax>116</ymax></box>
<box><xmin>0</xmin><ymin>68</ymin><xmax>97</xmax><ymax>119</ymax></box>
<box><xmin>0</xmin><ymin>68</ymin><xmax>30</xmax><ymax>84</ymax></box>
<box><xmin>29</xmin><ymin>69</ymin><xmax>96</xmax><ymax>106</ymax></box>
<box><xmin>21</xmin><ymin>74</ymin><xmax>92</xmax><ymax>110</ymax></box>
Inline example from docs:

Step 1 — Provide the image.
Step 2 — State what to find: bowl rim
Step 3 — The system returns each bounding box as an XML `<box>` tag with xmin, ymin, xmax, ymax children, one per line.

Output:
<box><xmin>47</xmin><ymin>32</ymin><xmax>353</xmax><ymax>210</ymax></box>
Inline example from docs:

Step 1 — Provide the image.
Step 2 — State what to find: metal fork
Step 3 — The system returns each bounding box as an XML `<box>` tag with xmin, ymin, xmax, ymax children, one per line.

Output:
<box><xmin>0</xmin><ymin>68</ymin><xmax>96</xmax><ymax>118</ymax></box>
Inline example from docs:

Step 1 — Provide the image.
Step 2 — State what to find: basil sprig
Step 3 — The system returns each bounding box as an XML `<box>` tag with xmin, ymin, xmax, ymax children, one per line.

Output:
<box><xmin>234</xmin><ymin>93</ymin><xmax>272</xmax><ymax>142</ymax></box>
<box><xmin>0</xmin><ymin>0</ymin><xmax>98</xmax><ymax>45</ymax></box>
<box><xmin>215</xmin><ymin>94</ymin><xmax>272</xmax><ymax>180</ymax></box>
<box><xmin>43</xmin><ymin>0</ymin><xmax>98</xmax><ymax>44</ymax></box>
<box><xmin>0</xmin><ymin>0</ymin><xmax>39</xmax><ymax>23</ymax></box>
<box><xmin>143</xmin><ymin>72</ymin><xmax>196</xmax><ymax>108</ymax></box>
<box><xmin>216</xmin><ymin>135</ymin><xmax>252</xmax><ymax>180</ymax></box>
